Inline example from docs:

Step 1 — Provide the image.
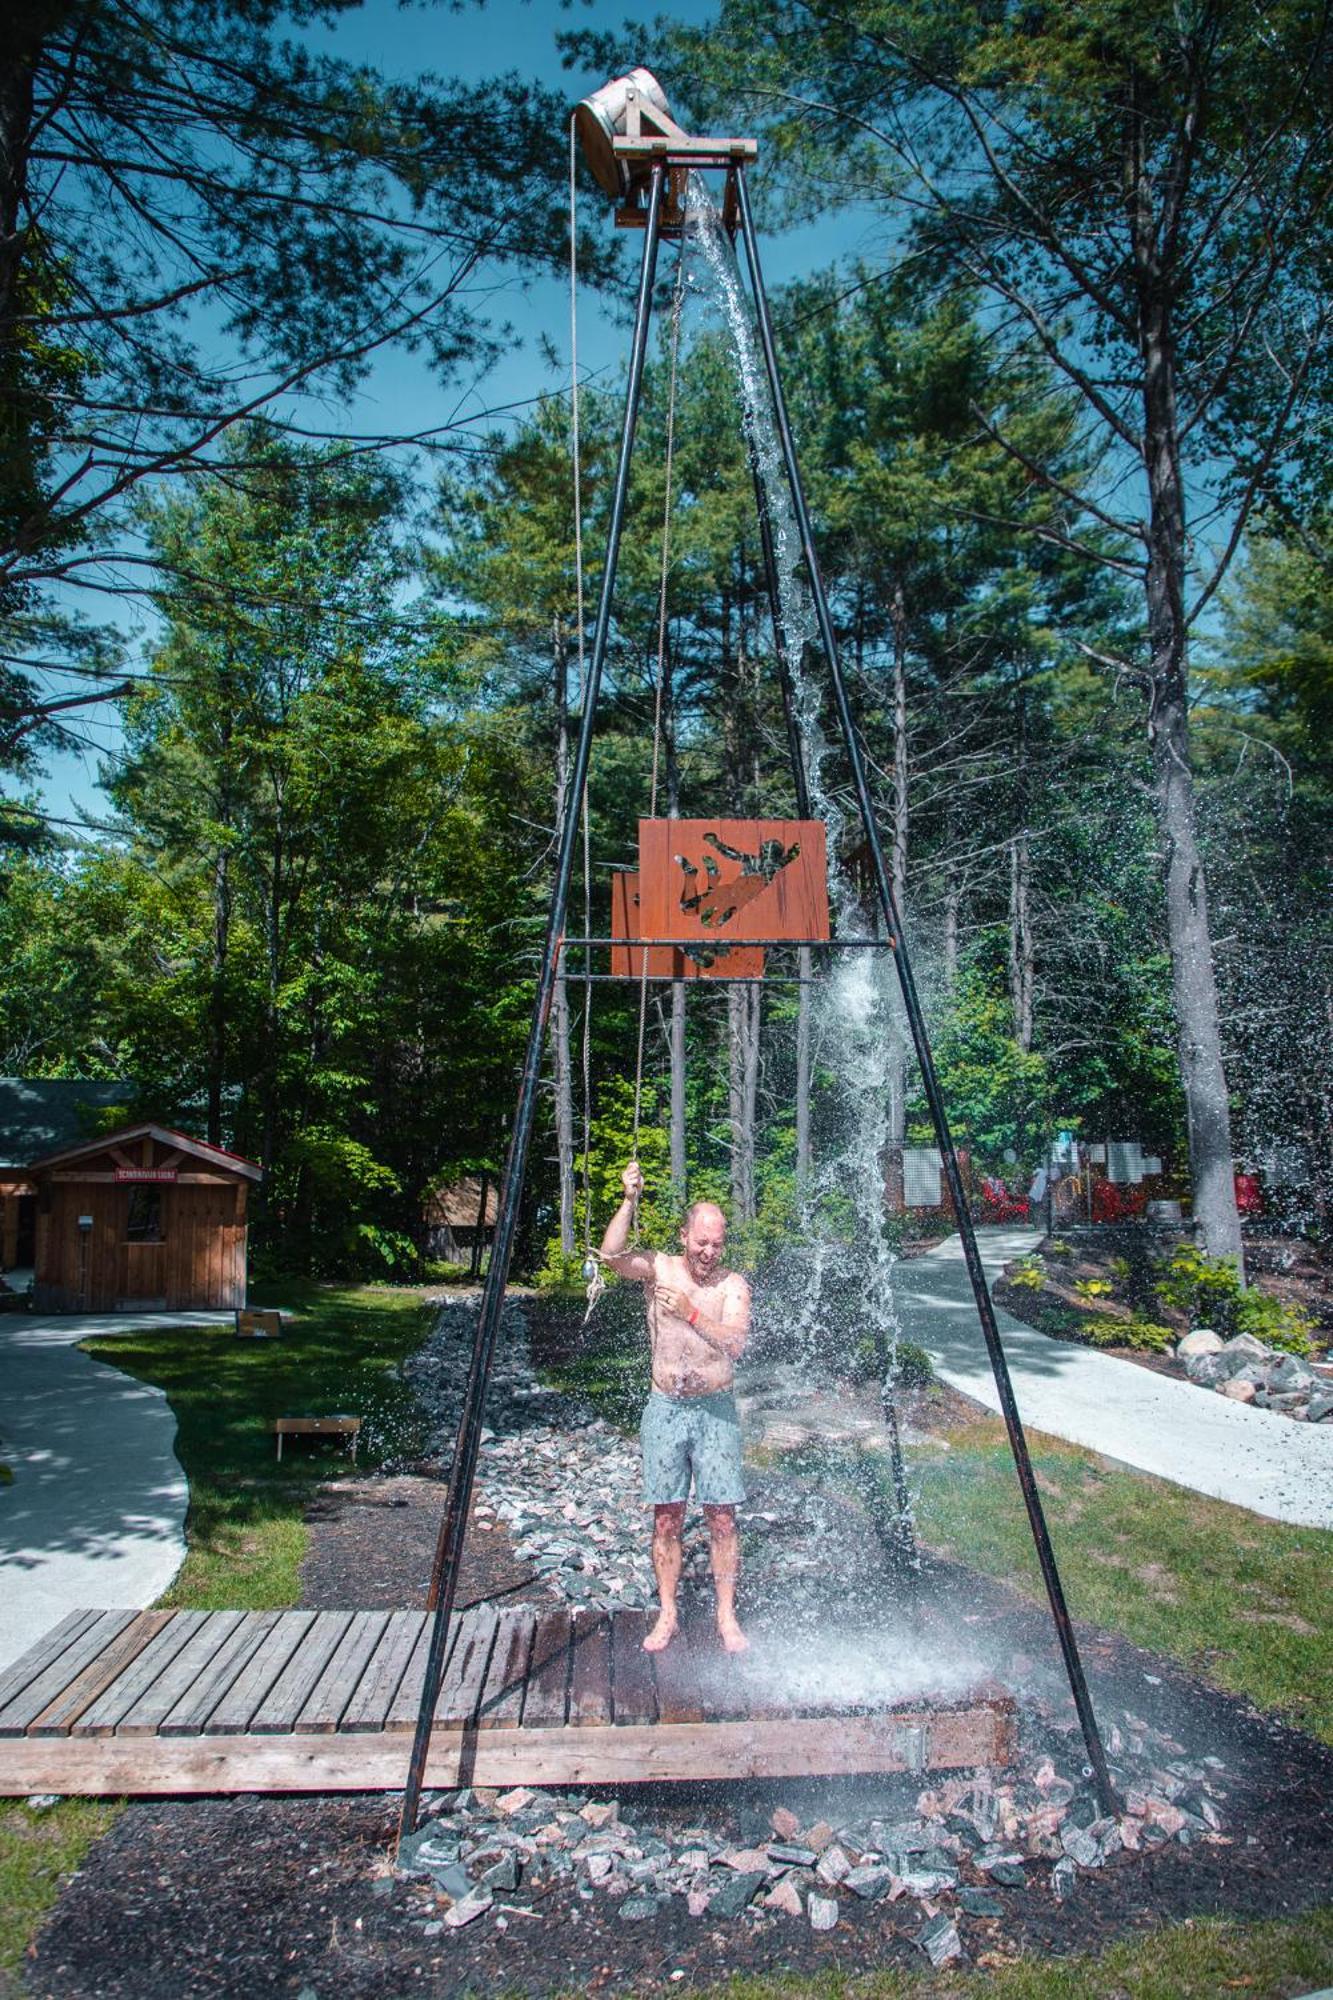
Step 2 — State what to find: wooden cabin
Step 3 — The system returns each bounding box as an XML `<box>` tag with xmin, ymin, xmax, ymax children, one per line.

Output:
<box><xmin>30</xmin><ymin>1124</ymin><xmax>261</xmax><ymax>1314</ymax></box>
<box><xmin>424</xmin><ymin>1175</ymin><xmax>497</xmax><ymax>1267</ymax></box>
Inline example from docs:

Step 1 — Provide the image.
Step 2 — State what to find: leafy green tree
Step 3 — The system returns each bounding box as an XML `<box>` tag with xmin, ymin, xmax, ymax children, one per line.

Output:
<box><xmin>0</xmin><ymin>0</ymin><xmax>584</xmax><ymax>784</ymax></box>
<box><xmin>662</xmin><ymin>0</ymin><xmax>1333</xmax><ymax>1263</ymax></box>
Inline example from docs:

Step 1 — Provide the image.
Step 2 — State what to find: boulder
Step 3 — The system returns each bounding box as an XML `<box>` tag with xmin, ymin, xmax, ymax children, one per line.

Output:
<box><xmin>916</xmin><ymin>1914</ymin><xmax>963</xmax><ymax>1967</ymax></box>
<box><xmin>1220</xmin><ymin>1378</ymin><xmax>1256</xmax><ymax>1403</ymax></box>
<box><xmin>807</xmin><ymin>1893</ymin><xmax>840</xmax><ymax>1932</ymax></box>
<box><xmin>1307</xmin><ymin>1391</ymin><xmax>1333</xmax><ymax>1424</ymax></box>
<box><xmin>1177</xmin><ymin>1329</ymin><xmax>1223</xmax><ymax>1359</ymax></box>
<box><xmin>1265</xmin><ymin>1353</ymin><xmax>1316</xmax><ymax>1394</ymax></box>
<box><xmin>1218</xmin><ymin>1332</ymin><xmax>1272</xmax><ymax>1359</ymax></box>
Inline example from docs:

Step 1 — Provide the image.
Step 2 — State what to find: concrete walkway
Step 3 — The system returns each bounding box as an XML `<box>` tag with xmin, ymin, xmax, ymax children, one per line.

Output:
<box><xmin>0</xmin><ymin>1312</ymin><xmax>217</xmax><ymax>1675</ymax></box>
<box><xmin>899</xmin><ymin>1228</ymin><xmax>1333</xmax><ymax>1530</ymax></box>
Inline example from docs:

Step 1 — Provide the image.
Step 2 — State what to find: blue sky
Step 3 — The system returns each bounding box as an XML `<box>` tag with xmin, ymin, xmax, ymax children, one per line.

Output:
<box><xmin>29</xmin><ymin>0</ymin><xmax>887</xmax><ymax>829</ymax></box>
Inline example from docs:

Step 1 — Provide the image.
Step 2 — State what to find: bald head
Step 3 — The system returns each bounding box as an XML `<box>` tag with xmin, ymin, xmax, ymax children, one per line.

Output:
<box><xmin>680</xmin><ymin>1199</ymin><xmax>727</xmax><ymax>1284</ymax></box>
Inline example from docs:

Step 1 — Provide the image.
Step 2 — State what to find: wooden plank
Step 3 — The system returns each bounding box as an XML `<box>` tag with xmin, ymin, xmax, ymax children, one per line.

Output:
<box><xmin>384</xmin><ymin>1617</ymin><xmax>452</xmax><ymax>1734</ymax></box>
<box><xmin>678</xmin><ymin>1612</ymin><xmax>747</xmax><ymax>1722</ymax></box>
<box><xmin>249</xmin><ymin>1612</ymin><xmax>353</xmax><ymax>1734</ymax></box>
<box><xmin>609</xmin><ymin>1608</ymin><xmax>657</xmax><ymax>1726</ymax></box>
<box><xmin>567</xmin><ymin>1609</ymin><xmax>612</xmax><ymax>1727</ymax></box>
<box><xmin>649</xmin><ymin>1619</ymin><xmax>706</xmax><ymax>1725</ymax></box>
<box><xmin>161</xmin><ymin>1612</ymin><xmax>282</xmax><ymax>1736</ymax></box>
<box><xmin>475</xmin><ymin>1608</ymin><xmax>536</xmax><ymax>1731</ymax></box>
<box><xmin>115</xmin><ymin>1613</ymin><xmax>247</xmax><ymax>1737</ymax></box>
<box><xmin>341</xmin><ymin>1613</ymin><xmax>426</xmax><ymax>1735</ymax></box>
<box><xmin>30</xmin><ymin>1613</ymin><xmax>175</xmax><ymax>1736</ymax></box>
<box><xmin>519</xmin><ymin>1607</ymin><xmax>571</xmax><ymax>1729</ymax></box>
<box><xmin>0</xmin><ymin>1614</ymin><xmax>137</xmax><ymax>1736</ymax></box>
<box><xmin>434</xmin><ymin>1608</ymin><xmax>500</xmax><ymax>1729</ymax></box>
<box><xmin>0</xmin><ymin>1611</ymin><xmax>106</xmax><ymax>1724</ymax></box>
<box><xmin>205</xmin><ymin>1612</ymin><xmax>315</xmax><ymax>1735</ymax></box>
<box><xmin>0</xmin><ymin>1701</ymin><xmax>1018</xmax><ymax>1795</ymax></box>
<box><xmin>295</xmin><ymin>1612</ymin><xmax>389</xmax><ymax>1734</ymax></box>
<box><xmin>78</xmin><ymin>1614</ymin><xmax>210</xmax><ymax>1737</ymax></box>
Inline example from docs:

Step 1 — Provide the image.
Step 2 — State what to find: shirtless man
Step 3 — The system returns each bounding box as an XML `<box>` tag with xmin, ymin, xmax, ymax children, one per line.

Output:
<box><xmin>600</xmin><ymin>1162</ymin><xmax>752</xmax><ymax>1655</ymax></box>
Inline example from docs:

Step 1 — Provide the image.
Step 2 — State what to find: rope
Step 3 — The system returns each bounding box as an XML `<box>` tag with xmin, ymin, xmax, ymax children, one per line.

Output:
<box><xmin>569</xmin><ymin>114</ymin><xmax>595</xmax><ymax>1262</ymax></box>
<box><xmin>629</xmin><ymin>222</ymin><xmax>688</xmax><ymax>1211</ymax></box>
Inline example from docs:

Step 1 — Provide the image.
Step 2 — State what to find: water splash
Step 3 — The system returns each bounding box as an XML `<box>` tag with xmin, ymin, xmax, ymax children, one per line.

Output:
<box><xmin>681</xmin><ymin>176</ymin><xmax>917</xmax><ymax>1560</ymax></box>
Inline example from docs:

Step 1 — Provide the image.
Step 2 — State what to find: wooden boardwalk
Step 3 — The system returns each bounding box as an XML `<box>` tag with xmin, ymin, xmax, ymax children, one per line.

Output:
<box><xmin>0</xmin><ymin>1605</ymin><xmax>1016</xmax><ymax>1796</ymax></box>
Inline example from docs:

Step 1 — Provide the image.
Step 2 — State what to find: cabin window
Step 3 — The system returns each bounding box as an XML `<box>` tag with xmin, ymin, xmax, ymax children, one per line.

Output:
<box><xmin>125</xmin><ymin>1186</ymin><xmax>163</xmax><ymax>1243</ymax></box>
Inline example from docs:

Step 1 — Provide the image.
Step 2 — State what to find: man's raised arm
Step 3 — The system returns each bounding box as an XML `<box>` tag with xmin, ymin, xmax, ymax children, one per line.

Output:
<box><xmin>600</xmin><ymin>1162</ymin><xmax>657</xmax><ymax>1281</ymax></box>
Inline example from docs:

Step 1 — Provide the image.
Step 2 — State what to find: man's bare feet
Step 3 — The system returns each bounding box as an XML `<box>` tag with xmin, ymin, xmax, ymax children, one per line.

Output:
<box><xmin>717</xmin><ymin>1614</ymin><xmax>749</xmax><ymax>1655</ymax></box>
<box><xmin>642</xmin><ymin>1610</ymin><xmax>678</xmax><ymax>1652</ymax></box>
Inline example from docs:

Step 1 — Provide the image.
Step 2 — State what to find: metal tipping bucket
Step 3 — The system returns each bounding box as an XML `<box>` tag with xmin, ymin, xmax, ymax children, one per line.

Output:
<box><xmin>574</xmin><ymin>67</ymin><xmax>674</xmax><ymax>199</ymax></box>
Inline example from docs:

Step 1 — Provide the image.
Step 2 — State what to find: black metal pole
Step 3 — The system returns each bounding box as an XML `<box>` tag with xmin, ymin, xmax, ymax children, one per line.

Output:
<box><xmin>733</xmin><ymin>165</ymin><xmax>1118</xmax><ymax>1814</ymax></box>
<box><xmin>396</xmin><ymin>166</ymin><xmax>668</xmax><ymax>1849</ymax></box>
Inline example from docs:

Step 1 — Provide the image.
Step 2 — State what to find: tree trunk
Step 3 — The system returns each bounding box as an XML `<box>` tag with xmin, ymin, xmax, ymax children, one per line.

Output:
<box><xmin>1007</xmin><ymin>831</ymin><xmax>1034</xmax><ymax>1054</ymax></box>
<box><xmin>207</xmin><ymin>841</ymin><xmax>230</xmax><ymax>1146</ymax></box>
<box><xmin>886</xmin><ymin>580</ymin><xmax>909</xmax><ymax>1157</ymax></box>
<box><xmin>550</xmin><ymin>616</ymin><xmax>576</xmax><ymax>1257</ymax></box>
<box><xmin>728</xmin><ymin>981</ymin><xmax>759</xmax><ymax>1224</ymax></box>
<box><xmin>943</xmin><ymin>873</ymin><xmax>959</xmax><ymax>989</ymax></box>
<box><xmin>1137</xmin><ymin>245</ymin><xmax>1243</xmax><ymax>1267</ymax></box>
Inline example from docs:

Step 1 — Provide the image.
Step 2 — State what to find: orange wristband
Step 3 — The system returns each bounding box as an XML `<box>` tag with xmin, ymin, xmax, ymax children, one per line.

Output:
<box><xmin>687</xmin><ymin>1305</ymin><xmax>700</xmax><ymax>1328</ymax></box>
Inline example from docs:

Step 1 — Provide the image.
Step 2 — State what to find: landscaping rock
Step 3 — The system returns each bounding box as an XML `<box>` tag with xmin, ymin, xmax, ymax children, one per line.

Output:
<box><xmin>1218</xmin><ymin>1332</ymin><xmax>1272</xmax><ymax>1360</ymax></box>
<box><xmin>708</xmin><ymin>1871</ymin><xmax>766</xmax><ymax>1919</ymax></box>
<box><xmin>767</xmin><ymin>1844</ymin><xmax>818</xmax><ymax>1868</ymax></box>
<box><xmin>844</xmin><ymin>1864</ymin><xmax>894</xmax><ymax>1901</ymax></box>
<box><xmin>770</xmin><ymin>1806</ymin><xmax>801</xmax><ymax>1840</ymax></box>
<box><xmin>916</xmin><ymin>1914</ymin><xmax>963</xmax><ymax>1966</ymax></box>
<box><xmin>1220</xmin><ymin>1378</ymin><xmax>1257</xmax><ymax>1403</ymax></box>
<box><xmin>763</xmin><ymin>1875</ymin><xmax>804</xmax><ymax>1917</ymax></box>
<box><xmin>1176</xmin><ymin>1329</ymin><xmax>1223</xmax><ymax>1359</ymax></box>
<box><xmin>1050</xmin><ymin>1857</ymin><xmax>1077</xmax><ymax>1901</ymax></box>
<box><xmin>443</xmin><ymin>1886</ymin><xmax>493</xmax><ymax>1929</ymax></box>
<box><xmin>1265</xmin><ymin>1354</ymin><xmax>1316</xmax><ymax>1393</ymax></box>
<box><xmin>958</xmin><ymin>1887</ymin><xmax>1004</xmax><ymax>1917</ymax></box>
<box><xmin>618</xmin><ymin>1894</ymin><xmax>661</xmax><ymax>1922</ymax></box>
<box><xmin>985</xmin><ymin>1861</ymin><xmax>1027</xmax><ymax>1888</ymax></box>
<box><xmin>807</xmin><ymin>1893</ymin><xmax>840</xmax><ymax>1932</ymax></box>
<box><xmin>1308</xmin><ymin>1392</ymin><xmax>1333</xmax><ymax>1423</ymax></box>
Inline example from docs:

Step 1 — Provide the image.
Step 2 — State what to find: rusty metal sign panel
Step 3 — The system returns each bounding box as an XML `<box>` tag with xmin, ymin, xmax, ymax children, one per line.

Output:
<box><xmin>608</xmin><ymin>870</ymin><xmax>766</xmax><ymax>980</ymax></box>
<box><xmin>637</xmin><ymin>819</ymin><xmax>830</xmax><ymax>947</ymax></box>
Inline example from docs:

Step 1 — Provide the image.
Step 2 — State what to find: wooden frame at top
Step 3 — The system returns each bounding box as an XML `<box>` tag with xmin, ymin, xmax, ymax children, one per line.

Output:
<box><xmin>637</xmin><ymin>818</ymin><xmax>830</xmax><ymax>948</ymax></box>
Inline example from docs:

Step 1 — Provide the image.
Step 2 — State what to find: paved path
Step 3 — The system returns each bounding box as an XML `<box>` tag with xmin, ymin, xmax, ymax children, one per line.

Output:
<box><xmin>0</xmin><ymin>1312</ymin><xmax>218</xmax><ymax>1675</ymax></box>
<box><xmin>899</xmin><ymin>1228</ymin><xmax>1333</xmax><ymax>1530</ymax></box>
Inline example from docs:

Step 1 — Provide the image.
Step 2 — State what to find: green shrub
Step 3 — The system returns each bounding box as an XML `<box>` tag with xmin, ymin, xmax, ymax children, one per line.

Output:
<box><xmin>1119</xmin><ymin>1316</ymin><xmax>1177</xmax><ymax>1352</ymax></box>
<box><xmin>1153</xmin><ymin>1244</ymin><xmax>1315</xmax><ymax>1354</ymax></box>
<box><xmin>1233</xmin><ymin>1289</ymin><xmax>1317</xmax><ymax>1357</ymax></box>
<box><xmin>1074</xmin><ymin>1276</ymin><xmax>1115</xmax><ymax>1302</ymax></box>
<box><xmin>1045</xmin><ymin>1237</ymin><xmax>1073</xmax><ymax>1260</ymax></box>
<box><xmin>1007</xmin><ymin>1254</ymin><xmax>1046</xmax><ymax>1291</ymax></box>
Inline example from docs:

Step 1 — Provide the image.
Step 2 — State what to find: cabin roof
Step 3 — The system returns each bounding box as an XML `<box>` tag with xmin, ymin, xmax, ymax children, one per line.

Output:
<box><xmin>28</xmin><ymin>1121</ymin><xmax>263</xmax><ymax>1181</ymax></box>
<box><xmin>425</xmin><ymin>1175</ymin><xmax>498</xmax><ymax>1228</ymax></box>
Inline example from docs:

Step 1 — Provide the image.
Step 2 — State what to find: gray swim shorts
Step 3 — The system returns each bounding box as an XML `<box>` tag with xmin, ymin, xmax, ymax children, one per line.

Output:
<box><xmin>640</xmin><ymin>1388</ymin><xmax>745</xmax><ymax>1507</ymax></box>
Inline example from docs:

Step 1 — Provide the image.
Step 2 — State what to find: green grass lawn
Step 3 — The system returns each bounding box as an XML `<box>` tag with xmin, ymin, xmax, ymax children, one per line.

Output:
<box><xmin>78</xmin><ymin>1282</ymin><xmax>435</xmax><ymax>1609</ymax></box>
<box><xmin>677</xmin><ymin>1908</ymin><xmax>1333</xmax><ymax>1998</ymax></box>
<box><xmin>904</xmin><ymin>1415</ymin><xmax>1333</xmax><ymax>1744</ymax></box>
<box><xmin>0</xmin><ymin>1283</ymin><xmax>437</xmax><ymax>1981</ymax></box>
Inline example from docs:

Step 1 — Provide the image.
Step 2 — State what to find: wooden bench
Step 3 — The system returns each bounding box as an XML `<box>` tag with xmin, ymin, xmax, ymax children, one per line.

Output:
<box><xmin>235</xmin><ymin>1309</ymin><xmax>283</xmax><ymax>1338</ymax></box>
<box><xmin>272</xmin><ymin>1415</ymin><xmax>361</xmax><ymax>1463</ymax></box>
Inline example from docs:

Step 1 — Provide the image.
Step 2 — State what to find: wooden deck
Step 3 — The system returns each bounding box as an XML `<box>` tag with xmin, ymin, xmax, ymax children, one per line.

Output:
<box><xmin>0</xmin><ymin>1605</ymin><xmax>1017</xmax><ymax>1796</ymax></box>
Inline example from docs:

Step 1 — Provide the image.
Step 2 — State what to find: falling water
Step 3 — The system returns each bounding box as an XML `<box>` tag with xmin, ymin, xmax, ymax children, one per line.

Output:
<box><xmin>681</xmin><ymin>175</ymin><xmax>917</xmax><ymax>1563</ymax></box>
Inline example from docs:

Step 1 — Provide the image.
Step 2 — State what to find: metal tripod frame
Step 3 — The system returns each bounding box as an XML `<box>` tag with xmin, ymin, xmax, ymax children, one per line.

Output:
<box><xmin>397</xmin><ymin>159</ymin><xmax>1116</xmax><ymax>1847</ymax></box>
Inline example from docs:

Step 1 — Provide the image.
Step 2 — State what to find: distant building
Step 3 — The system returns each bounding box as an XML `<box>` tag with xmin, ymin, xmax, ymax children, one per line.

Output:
<box><xmin>424</xmin><ymin>1175</ymin><xmax>497</xmax><ymax>1267</ymax></box>
<box><xmin>29</xmin><ymin>1122</ymin><xmax>261</xmax><ymax>1313</ymax></box>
